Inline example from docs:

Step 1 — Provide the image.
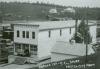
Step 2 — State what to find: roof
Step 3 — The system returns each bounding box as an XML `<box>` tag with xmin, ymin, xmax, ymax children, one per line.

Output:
<box><xmin>49</xmin><ymin>8</ymin><xmax>57</xmax><ymax>14</ymax></box>
<box><xmin>51</xmin><ymin>41</ymin><xmax>94</xmax><ymax>56</ymax></box>
<box><xmin>12</xmin><ymin>20</ymin><xmax>96</xmax><ymax>31</ymax></box>
<box><xmin>0</xmin><ymin>24</ymin><xmax>11</xmax><ymax>26</ymax></box>
<box><xmin>37</xmin><ymin>20</ymin><xmax>76</xmax><ymax>31</ymax></box>
<box><xmin>13</xmin><ymin>20</ymin><xmax>76</xmax><ymax>31</ymax></box>
<box><xmin>63</xmin><ymin>8</ymin><xmax>75</xmax><ymax>13</ymax></box>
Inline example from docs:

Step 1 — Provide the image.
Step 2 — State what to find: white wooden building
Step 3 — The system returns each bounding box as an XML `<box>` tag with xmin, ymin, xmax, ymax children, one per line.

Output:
<box><xmin>10</xmin><ymin>20</ymin><xmax>96</xmax><ymax>63</ymax></box>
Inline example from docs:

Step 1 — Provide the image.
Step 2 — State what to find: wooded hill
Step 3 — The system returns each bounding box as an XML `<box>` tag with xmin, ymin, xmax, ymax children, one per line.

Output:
<box><xmin>0</xmin><ymin>2</ymin><xmax>100</xmax><ymax>21</ymax></box>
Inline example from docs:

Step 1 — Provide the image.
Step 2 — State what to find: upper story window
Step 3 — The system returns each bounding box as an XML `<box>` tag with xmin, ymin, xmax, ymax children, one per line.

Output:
<box><xmin>17</xmin><ymin>30</ymin><xmax>20</xmax><ymax>37</ymax></box>
<box><xmin>22</xmin><ymin>31</ymin><xmax>25</xmax><ymax>38</ymax></box>
<box><xmin>48</xmin><ymin>30</ymin><xmax>51</xmax><ymax>38</ymax></box>
<box><xmin>26</xmin><ymin>31</ymin><xmax>29</xmax><ymax>38</ymax></box>
<box><xmin>32</xmin><ymin>32</ymin><xmax>35</xmax><ymax>39</ymax></box>
<box><xmin>97</xmin><ymin>28</ymin><xmax>100</xmax><ymax>37</ymax></box>
<box><xmin>69</xmin><ymin>27</ymin><xmax>71</xmax><ymax>34</ymax></box>
<box><xmin>60</xmin><ymin>29</ymin><xmax>62</xmax><ymax>36</ymax></box>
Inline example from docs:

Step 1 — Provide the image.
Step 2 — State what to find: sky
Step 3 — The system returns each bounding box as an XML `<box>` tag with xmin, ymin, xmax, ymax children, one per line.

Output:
<box><xmin>0</xmin><ymin>0</ymin><xmax>100</xmax><ymax>7</ymax></box>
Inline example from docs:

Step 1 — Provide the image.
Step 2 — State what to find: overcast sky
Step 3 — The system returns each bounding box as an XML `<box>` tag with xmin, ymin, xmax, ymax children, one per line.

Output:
<box><xmin>0</xmin><ymin>0</ymin><xmax>100</xmax><ymax>7</ymax></box>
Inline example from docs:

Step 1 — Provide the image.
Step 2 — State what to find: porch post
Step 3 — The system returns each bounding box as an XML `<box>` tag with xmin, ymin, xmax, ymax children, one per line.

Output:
<box><xmin>29</xmin><ymin>44</ymin><xmax>31</xmax><ymax>53</ymax></box>
<box><xmin>21</xmin><ymin>44</ymin><xmax>23</xmax><ymax>52</ymax></box>
<box><xmin>13</xmin><ymin>43</ymin><xmax>16</xmax><ymax>55</ymax></box>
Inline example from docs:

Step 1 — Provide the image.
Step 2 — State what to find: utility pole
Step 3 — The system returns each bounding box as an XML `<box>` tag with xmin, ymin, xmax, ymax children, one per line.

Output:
<box><xmin>74</xmin><ymin>9</ymin><xmax>78</xmax><ymax>43</ymax></box>
<box><xmin>85</xmin><ymin>7</ymin><xmax>89</xmax><ymax>69</ymax></box>
<box><xmin>85</xmin><ymin>38</ymin><xmax>88</xmax><ymax>69</ymax></box>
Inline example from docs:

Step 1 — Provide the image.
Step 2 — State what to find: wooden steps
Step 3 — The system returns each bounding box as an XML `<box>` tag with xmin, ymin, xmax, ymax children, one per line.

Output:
<box><xmin>13</xmin><ymin>57</ymin><xmax>27</xmax><ymax>65</ymax></box>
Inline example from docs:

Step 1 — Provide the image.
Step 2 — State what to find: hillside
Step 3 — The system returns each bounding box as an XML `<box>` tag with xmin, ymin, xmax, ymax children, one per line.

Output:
<box><xmin>0</xmin><ymin>2</ymin><xmax>100</xmax><ymax>21</ymax></box>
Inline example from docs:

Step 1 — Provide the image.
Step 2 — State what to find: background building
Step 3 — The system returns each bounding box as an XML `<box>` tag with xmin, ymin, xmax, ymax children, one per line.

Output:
<box><xmin>0</xmin><ymin>23</ymin><xmax>13</xmax><ymax>63</ymax></box>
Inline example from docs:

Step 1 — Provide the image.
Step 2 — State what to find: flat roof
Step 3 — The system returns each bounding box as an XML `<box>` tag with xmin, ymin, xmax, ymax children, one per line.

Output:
<box><xmin>12</xmin><ymin>20</ymin><xmax>96</xmax><ymax>31</ymax></box>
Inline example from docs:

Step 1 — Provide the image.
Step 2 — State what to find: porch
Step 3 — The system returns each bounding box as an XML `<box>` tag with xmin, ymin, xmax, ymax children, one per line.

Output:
<box><xmin>13</xmin><ymin>43</ymin><xmax>37</xmax><ymax>57</ymax></box>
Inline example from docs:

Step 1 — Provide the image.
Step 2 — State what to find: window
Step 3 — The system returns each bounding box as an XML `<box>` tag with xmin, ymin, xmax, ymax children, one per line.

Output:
<box><xmin>30</xmin><ymin>45</ymin><xmax>37</xmax><ymax>51</ymax></box>
<box><xmin>48</xmin><ymin>30</ymin><xmax>51</xmax><ymax>38</ymax></box>
<box><xmin>32</xmin><ymin>32</ymin><xmax>35</xmax><ymax>39</ymax></box>
<box><xmin>69</xmin><ymin>27</ymin><xmax>71</xmax><ymax>34</ymax></box>
<box><xmin>22</xmin><ymin>44</ymin><xmax>29</xmax><ymax>50</ymax></box>
<box><xmin>15</xmin><ymin>43</ymin><xmax>21</xmax><ymax>52</ymax></box>
<box><xmin>17</xmin><ymin>30</ymin><xmax>20</xmax><ymax>37</ymax></box>
<box><xmin>30</xmin><ymin>45</ymin><xmax>37</xmax><ymax>55</ymax></box>
<box><xmin>60</xmin><ymin>29</ymin><xmax>62</xmax><ymax>36</ymax></box>
<box><xmin>22</xmin><ymin>31</ymin><xmax>25</xmax><ymax>38</ymax></box>
<box><xmin>26</xmin><ymin>31</ymin><xmax>29</xmax><ymax>38</ymax></box>
<box><xmin>33</xmin><ymin>45</ymin><xmax>37</xmax><ymax>51</ymax></box>
<box><xmin>97</xmin><ymin>28</ymin><xmax>100</xmax><ymax>37</ymax></box>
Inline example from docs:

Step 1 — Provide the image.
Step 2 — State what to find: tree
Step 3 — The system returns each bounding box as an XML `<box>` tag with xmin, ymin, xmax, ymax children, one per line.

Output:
<box><xmin>73</xmin><ymin>19</ymin><xmax>92</xmax><ymax>44</ymax></box>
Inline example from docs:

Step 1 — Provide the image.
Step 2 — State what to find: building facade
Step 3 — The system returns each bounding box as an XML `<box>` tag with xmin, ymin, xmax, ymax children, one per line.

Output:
<box><xmin>13</xmin><ymin>24</ymin><xmax>39</xmax><ymax>58</ymax></box>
